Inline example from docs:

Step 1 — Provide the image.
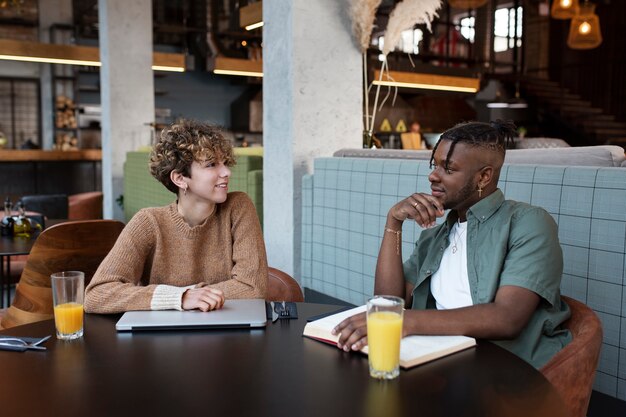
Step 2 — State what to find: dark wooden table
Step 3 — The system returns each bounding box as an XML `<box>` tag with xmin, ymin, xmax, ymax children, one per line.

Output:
<box><xmin>0</xmin><ymin>303</ymin><xmax>568</xmax><ymax>417</ymax></box>
<box><xmin>0</xmin><ymin>232</ymin><xmax>38</xmax><ymax>308</ymax></box>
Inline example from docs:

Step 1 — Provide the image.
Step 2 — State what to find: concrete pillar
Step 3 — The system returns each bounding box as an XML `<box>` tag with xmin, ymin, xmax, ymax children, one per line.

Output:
<box><xmin>99</xmin><ymin>0</ymin><xmax>155</xmax><ymax>220</ymax></box>
<box><xmin>39</xmin><ymin>0</ymin><xmax>73</xmax><ymax>150</ymax></box>
<box><xmin>263</xmin><ymin>0</ymin><xmax>362</xmax><ymax>278</ymax></box>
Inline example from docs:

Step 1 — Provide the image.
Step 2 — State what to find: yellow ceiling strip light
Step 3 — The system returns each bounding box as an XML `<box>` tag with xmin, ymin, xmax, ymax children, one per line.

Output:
<box><xmin>211</xmin><ymin>56</ymin><xmax>263</xmax><ymax>77</ymax></box>
<box><xmin>0</xmin><ymin>54</ymin><xmax>101</xmax><ymax>66</ymax></box>
<box><xmin>373</xmin><ymin>70</ymin><xmax>479</xmax><ymax>93</ymax></box>
<box><xmin>240</xmin><ymin>2</ymin><xmax>263</xmax><ymax>31</ymax></box>
<box><xmin>0</xmin><ymin>39</ymin><xmax>185</xmax><ymax>72</ymax></box>
<box><xmin>245</xmin><ymin>22</ymin><xmax>264</xmax><ymax>31</ymax></box>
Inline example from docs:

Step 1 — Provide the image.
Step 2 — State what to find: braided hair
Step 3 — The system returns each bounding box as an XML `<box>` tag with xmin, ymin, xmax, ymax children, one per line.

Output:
<box><xmin>429</xmin><ymin>120</ymin><xmax>516</xmax><ymax>171</ymax></box>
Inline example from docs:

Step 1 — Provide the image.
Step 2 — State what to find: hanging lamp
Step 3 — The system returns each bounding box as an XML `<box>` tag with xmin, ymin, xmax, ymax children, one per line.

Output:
<box><xmin>551</xmin><ymin>0</ymin><xmax>580</xmax><ymax>19</ymax></box>
<box><xmin>567</xmin><ymin>1</ymin><xmax>602</xmax><ymax>50</ymax></box>
<box><xmin>448</xmin><ymin>0</ymin><xmax>488</xmax><ymax>9</ymax></box>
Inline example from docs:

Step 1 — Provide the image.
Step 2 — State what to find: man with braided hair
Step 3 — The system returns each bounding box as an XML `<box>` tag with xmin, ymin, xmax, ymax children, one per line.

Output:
<box><xmin>334</xmin><ymin>120</ymin><xmax>571</xmax><ymax>368</ymax></box>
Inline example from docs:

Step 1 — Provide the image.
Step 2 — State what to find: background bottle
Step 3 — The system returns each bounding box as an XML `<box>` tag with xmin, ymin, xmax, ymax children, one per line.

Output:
<box><xmin>13</xmin><ymin>201</ymin><xmax>33</xmax><ymax>238</ymax></box>
<box><xmin>1</xmin><ymin>197</ymin><xmax>14</xmax><ymax>236</ymax></box>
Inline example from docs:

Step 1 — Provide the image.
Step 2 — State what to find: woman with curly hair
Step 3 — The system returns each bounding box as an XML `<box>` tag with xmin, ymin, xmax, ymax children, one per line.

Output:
<box><xmin>85</xmin><ymin>119</ymin><xmax>267</xmax><ymax>313</ymax></box>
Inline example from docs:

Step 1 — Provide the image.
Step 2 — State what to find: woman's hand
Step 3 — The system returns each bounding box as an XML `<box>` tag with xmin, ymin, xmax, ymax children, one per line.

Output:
<box><xmin>389</xmin><ymin>193</ymin><xmax>444</xmax><ymax>229</ymax></box>
<box><xmin>182</xmin><ymin>287</ymin><xmax>225</xmax><ymax>312</ymax></box>
<box><xmin>332</xmin><ymin>312</ymin><xmax>367</xmax><ymax>352</ymax></box>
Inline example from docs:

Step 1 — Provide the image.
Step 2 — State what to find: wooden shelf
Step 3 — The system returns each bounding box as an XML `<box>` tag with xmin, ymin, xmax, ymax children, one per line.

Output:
<box><xmin>0</xmin><ymin>150</ymin><xmax>102</xmax><ymax>162</ymax></box>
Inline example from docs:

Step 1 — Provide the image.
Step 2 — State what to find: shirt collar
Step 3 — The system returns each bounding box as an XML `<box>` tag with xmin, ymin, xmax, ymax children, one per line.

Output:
<box><xmin>467</xmin><ymin>188</ymin><xmax>505</xmax><ymax>223</ymax></box>
<box><xmin>443</xmin><ymin>188</ymin><xmax>505</xmax><ymax>228</ymax></box>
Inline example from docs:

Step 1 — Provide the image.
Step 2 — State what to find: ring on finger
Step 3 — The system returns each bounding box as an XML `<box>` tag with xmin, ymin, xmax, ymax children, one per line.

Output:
<box><xmin>413</xmin><ymin>202</ymin><xmax>419</xmax><ymax>208</ymax></box>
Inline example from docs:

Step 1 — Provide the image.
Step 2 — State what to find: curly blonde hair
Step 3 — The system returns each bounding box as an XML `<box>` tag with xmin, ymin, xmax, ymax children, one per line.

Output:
<box><xmin>149</xmin><ymin>119</ymin><xmax>236</xmax><ymax>194</ymax></box>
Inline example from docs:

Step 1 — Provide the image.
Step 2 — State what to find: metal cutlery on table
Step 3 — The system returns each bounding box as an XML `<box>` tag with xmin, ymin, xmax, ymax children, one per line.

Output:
<box><xmin>0</xmin><ymin>335</ymin><xmax>51</xmax><ymax>352</ymax></box>
<box><xmin>278</xmin><ymin>301</ymin><xmax>291</xmax><ymax>317</ymax></box>
<box><xmin>269</xmin><ymin>302</ymin><xmax>279</xmax><ymax>323</ymax></box>
<box><xmin>268</xmin><ymin>301</ymin><xmax>297</xmax><ymax>322</ymax></box>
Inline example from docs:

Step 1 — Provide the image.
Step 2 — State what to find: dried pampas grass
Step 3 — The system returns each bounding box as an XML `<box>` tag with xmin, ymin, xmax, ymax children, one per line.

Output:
<box><xmin>348</xmin><ymin>0</ymin><xmax>383</xmax><ymax>53</ymax></box>
<box><xmin>348</xmin><ymin>0</ymin><xmax>383</xmax><ymax>131</ymax></box>
<box><xmin>382</xmin><ymin>0</ymin><xmax>442</xmax><ymax>56</ymax></box>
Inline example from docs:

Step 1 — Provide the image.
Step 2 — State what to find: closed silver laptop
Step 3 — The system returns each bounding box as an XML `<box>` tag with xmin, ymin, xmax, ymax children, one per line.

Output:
<box><xmin>115</xmin><ymin>299</ymin><xmax>267</xmax><ymax>331</ymax></box>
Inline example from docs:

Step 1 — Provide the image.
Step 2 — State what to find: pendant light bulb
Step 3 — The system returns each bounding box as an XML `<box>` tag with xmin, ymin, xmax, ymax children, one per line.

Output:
<box><xmin>551</xmin><ymin>0</ymin><xmax>579</xmax><ymax>19</ymax></box>
<box><xmin>578</xmin><ymin>21</ymin><xmax>591</xmax><ymax>34</ymax></box>
<box><xmin>567</xmin><ymin>2</ymin><xmax>602</xmax><ymax>50</ymax></box>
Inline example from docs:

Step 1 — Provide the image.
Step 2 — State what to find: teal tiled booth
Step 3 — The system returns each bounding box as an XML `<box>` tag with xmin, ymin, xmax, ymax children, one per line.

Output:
<box><xmin>123</xmin><ymin>150</ymin><xmax>263</xmax><ymax>226</ymax></box>
<box><xmin>301</xmin><ymin>157</ymin><xmax>626</xmax><ymax>401</ymax></box>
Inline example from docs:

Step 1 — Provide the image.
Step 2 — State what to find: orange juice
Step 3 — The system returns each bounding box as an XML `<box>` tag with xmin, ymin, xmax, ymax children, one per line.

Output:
<box><xmin>54</xmin><ymin>302</ymin><xmax>84</xmax><ymax>335</ymax></box>
<box><xmin>367</xmin><ymin>311</ymin><xmax>403</xmax><ymax>373</ymax></box>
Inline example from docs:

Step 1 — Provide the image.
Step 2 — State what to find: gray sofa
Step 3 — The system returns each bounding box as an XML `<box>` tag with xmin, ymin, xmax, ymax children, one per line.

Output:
<box><xmin>301</xmin><ymin>156</ymin><xmax>626</xmax><ymax>401</ymax></box>
<box><xmin>334</xmin><ymin>145</ymin><xmax>626</xmax><ymax>167</ymax></box>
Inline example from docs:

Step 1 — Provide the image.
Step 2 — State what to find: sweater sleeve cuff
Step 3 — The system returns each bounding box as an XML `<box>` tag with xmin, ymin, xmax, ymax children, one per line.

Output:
<box><xmin>150</xmin><ymin>285</ymin><xmax>195</xmax><ymax>311</ymax></box>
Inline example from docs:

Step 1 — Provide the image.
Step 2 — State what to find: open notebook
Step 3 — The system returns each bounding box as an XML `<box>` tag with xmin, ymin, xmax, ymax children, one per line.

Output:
<box><xmin>115</xmin><ymin>299</ymin><xmax>267</xmax><ymax>331</ymax></box>
<box><xmin>303</xmin><ymin>305</ymin><xmax>476</xmax><ymax>369</ymax></box>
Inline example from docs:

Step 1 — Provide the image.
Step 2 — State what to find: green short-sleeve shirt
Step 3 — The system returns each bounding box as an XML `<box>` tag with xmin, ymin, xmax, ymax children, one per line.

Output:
<box><xmin>402</xmin><ymin>189</ymin><xmax>571</xmax><ymax>368</ymax></box>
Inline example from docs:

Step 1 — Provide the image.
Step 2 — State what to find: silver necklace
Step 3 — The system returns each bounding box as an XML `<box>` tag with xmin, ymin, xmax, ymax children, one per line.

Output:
<box><xmin>451</xmin><ymin>222</ymin><xmax>466</xmax><ymax>254</ymax></box>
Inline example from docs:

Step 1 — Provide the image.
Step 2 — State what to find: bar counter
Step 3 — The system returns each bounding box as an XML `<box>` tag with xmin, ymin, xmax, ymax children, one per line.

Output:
<box><xmin>0</xmin><ymin>149</ymin><xmax>102</xmax><ymax>199</ymax></box>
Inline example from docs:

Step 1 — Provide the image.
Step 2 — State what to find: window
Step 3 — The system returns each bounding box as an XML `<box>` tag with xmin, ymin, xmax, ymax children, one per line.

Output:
<box><xmin>494</xmin><ymin>6</ymin><xmax>523</xmax><ymax>53</ymax></box>
<box><xmin>459</xmin><ymin>16</ymin><xmax>475</xmax><ymax>43</ymax></box>
<box><xmin>401</xmin><ymin>29</ymin><xmax>423</xmax><ymax>54</ymax></box>
<box><xmin>373</xmin><ymin>28</ymin><xmax>423</xmax><ymax>58</ymax></box>
<box><xmin>0</xmin><ymin>79</ymin><xmax>40</xmax><ymax>149</ymax></box>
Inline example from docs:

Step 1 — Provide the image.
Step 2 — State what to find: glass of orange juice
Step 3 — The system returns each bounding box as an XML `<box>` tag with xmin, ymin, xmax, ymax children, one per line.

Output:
<box><xmin>367</xmin><ymin>295</ymin><xmax>404</xmax><ymax>379</ymax></box>
<box><xmin>51</xmin><ymin>271</ymin><xmax>85</xmax><ymax>340</ymax></box>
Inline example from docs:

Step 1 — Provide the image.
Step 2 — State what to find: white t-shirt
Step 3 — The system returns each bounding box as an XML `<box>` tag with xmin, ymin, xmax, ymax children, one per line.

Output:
<box><xmin>430</xmin><ymin>220</ymin><xmax>473</xmax><ymax>310</ymax></box>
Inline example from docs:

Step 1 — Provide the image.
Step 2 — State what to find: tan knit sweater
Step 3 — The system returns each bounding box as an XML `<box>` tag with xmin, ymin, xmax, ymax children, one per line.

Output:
<box><xmin>85</xmin><ymin>192</ymin><xmax>268</xmax><ymax>313</ymax></box>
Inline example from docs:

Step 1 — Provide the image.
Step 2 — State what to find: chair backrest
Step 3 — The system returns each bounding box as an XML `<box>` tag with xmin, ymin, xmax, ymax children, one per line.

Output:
<box><xmin>267</xmin><ymin>267</ymin><xmax>304</xmax><ymax>302</ymax></box>
<box><xmin>20</xmin><ymin>194</ymin><xmax>69</xmax><ymax>219</ymax></box>
<box><xmin>0</xmin><ymin>220</ymin><xmax>125</xmax><ymax>329</ymax></box>
<box><xmin>68</xmin><ymin>192</ymin><xmax>103</xmax><ymax>220</ymax></box>
<box><xmin>540</xmin><ymin>296</ymin><xmax>603</xmax><ymax>417</ymax></box>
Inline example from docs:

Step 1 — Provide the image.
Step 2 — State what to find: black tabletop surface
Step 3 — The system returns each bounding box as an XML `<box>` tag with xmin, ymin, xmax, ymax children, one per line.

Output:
<box><xmin>0</xmin><ymin>303</ymin><xmax>568</xmax><ymax>417</ymax></box>
<box><xmin>0</xmin><ymin>232</ymin><xmax>38</xmax><ymax>256</ymax></box>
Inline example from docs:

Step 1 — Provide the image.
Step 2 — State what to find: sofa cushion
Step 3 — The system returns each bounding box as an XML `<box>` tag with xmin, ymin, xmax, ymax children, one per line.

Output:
<box><xmin>333</xmin><ymin>145</ymin><xmax>625</xmax><ymax>167</ymax></box>
<box><xmin>333</xmin><ymin>148</ymin><xmax>431</xmax><ymax>160</ymax></box>
<box><xmin>513</xmin><ymin>137</ymin><xmax>570</xmax><ymax>149</ymax></box>
<box><xmin>504</xmin><ymin>146</ymin><xmax>625</xmax><ymax>166</ymax></box>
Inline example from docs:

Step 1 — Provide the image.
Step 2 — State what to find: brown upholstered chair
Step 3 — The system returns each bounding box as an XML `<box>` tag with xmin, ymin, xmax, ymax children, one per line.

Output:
<box><xmin>267</xmin><ymin>267</ymin><xmax>304</xmax><ymax>302</ymax></box>
<box><xmin>540</xmin><ymin>296</ymin><xmax>603</xmax><ymax>417</ymax></box>
<box><xmin>68</xmin><ymin>192</ymin><xmax>104</xmax><ymax>220</ymax></box>
<box><xmin>20</xmin><ymin>194</ymin><xmax>69</xmax><ymax>220</ymax></box>
<box><xmin>0</xmin><ymin>220</ymin><xmax>124</xmax><ymax>329</ymax></box>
